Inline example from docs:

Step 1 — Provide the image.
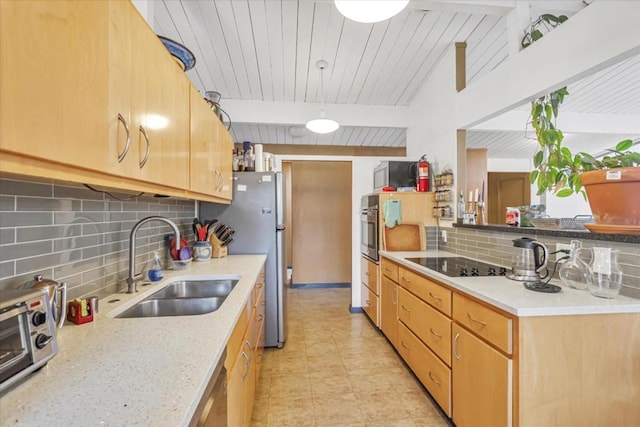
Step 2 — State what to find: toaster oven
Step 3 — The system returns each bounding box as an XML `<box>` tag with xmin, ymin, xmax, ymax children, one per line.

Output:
<box><xmin>0</xmin><ymin>287</ymin><xmax>58</xmax><ymax>393</ymax></box>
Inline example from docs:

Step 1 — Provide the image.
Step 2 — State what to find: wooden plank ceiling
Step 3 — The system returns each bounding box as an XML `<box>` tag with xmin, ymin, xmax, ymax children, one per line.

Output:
<box><xmin>152</xmin><ymin>0</ymin><xmax>638</xmax><ymax>158</ymax></box>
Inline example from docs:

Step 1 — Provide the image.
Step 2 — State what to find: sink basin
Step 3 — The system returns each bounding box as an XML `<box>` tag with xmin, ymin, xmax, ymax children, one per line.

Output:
<box><xmin>116</xmin><ymin>277</ymin><xmax>241</xmax><ymax>318</ymax></box>
<box><xmin>117</xmin><ymin>297</ymin><xmax>225</xmax><ymax>318</ymax></box>
<box><xmin>151</xmin><ymin>278</ymin><xmax>239</xmax><ymax>299</ymax></box>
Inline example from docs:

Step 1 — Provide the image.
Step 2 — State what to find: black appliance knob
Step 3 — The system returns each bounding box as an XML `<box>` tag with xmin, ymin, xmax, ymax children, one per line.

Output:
<box><xmin>32</xmin><ymin>311</ymin><xmax>47</xmax><ymax>326</ymax></box>
<box><xmin>35</xmin><ymin>334</ymin><xmax>53</xmax><ymax>349</ymax></box>
<box><xmin>488</xmin><ymin>267</ymin><xmax>496</xmax><ymax>276</ymax></box>
<box><xmin>471</xmin><ymin>269</ymin><xmax>479</xmax><ymax>276</ymax></box>
<box><xmin>499</xmin><ymin>267</ymin><xmax>508</xmax><ymax>276</ymax></box>
<box><xmin>460</xmin><ymin>268</ymin><xmax>468</xmax><ymax>277</ymax></box>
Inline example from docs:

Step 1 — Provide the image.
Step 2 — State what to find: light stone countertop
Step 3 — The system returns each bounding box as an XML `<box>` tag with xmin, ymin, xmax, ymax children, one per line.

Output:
<box><xmin>0</xmin><ymin>254</ymin><xmax>266</xmax><ymax>427</ymax></box>
<box><xmin>380</xmin><ymin>250</ymin><xmax>640</xmax><ymax>316</ymax></box>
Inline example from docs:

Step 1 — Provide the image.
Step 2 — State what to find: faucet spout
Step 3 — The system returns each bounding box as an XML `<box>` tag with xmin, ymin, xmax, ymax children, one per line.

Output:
<box><xmin>126</xmin><ymin>216</ymin><xmax>181</xmax><ymax>293</ymax></box>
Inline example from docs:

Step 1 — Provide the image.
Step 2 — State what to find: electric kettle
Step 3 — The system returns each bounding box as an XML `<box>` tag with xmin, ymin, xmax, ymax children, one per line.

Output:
<box><xmin>21</xmin><ymin>275</ymin><xmax>67</xmax><ymax>328</ymax></box>
<box><xmin>506</xmin><ymin>237</ymin><xmax>549</xmax><ymax>282</ymax></box>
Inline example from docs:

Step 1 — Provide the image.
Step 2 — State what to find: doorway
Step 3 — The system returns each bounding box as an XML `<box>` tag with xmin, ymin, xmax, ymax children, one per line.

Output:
<box><xmin>487</xmin><ymin>172</ymin><xmax>531</xmax><ymax>224</ymax></box>
<box><xmin>289</xmin><ymin>161</ymin><xmax>352</xmax><ymax>287</ymax></box>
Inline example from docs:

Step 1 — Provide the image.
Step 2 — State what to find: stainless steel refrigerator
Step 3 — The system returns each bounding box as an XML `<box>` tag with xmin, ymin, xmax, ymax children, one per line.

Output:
<box><xmin>199</xmin><ymin>172</ymin><xmax>287</xmax><ymax>348</ymax></box>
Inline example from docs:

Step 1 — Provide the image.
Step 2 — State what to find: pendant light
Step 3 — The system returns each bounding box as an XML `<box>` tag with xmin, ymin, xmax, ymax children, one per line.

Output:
<box><xmin>306</xmin><ymin>59</ymin><xmax>339</xmax><ymax>134</ymax></box>
<box><xmin>335</xmin><ymin>0</ymin><xmax>409</xmax><ymax>23</ymax></box>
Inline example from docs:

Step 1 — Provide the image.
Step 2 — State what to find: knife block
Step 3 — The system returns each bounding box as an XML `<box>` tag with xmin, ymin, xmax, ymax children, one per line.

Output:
<box><xmin>209</xmin><ymin>234</ymin><xmax>228</xmax><ymax>258</ymax></box>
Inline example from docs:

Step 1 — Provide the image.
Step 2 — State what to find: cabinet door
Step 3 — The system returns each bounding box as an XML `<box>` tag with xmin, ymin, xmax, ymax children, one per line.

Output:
<box><xmin>227</xmin><ymin>348</ymin><xmax>249</xmax><ymax>427</ymax></box>
<box><xmin>190</xmin><ymin>86</ymin><xmax>219</xmax><ymax>195</ymax></box>
<box><xmin>0</xmin><ymin>1</ymin><xmax>112</xmax><ymax>170</ymax></box>
<box><xmin>361</xmin><ymin>283</ymin><xmax>379</xmax><ymax>326</ymax></box>
<box><xmin>380</xmin><ymin>276</ymin><xmax>398</xmax><ymax>348</ymax></box>
<box><xmin>452</xmin><ymin>324</ymin><xmax>512</xmax><ymax>427</ymax></box>
<box><xmin>129</xmin><ymin>7</ymin><xmax>189</xmax><ymax>189</ymax></box>
<box><xmin>215</xmin><ymin>121</ymin><xmax>233</xmax><ymax>200</ymax></box>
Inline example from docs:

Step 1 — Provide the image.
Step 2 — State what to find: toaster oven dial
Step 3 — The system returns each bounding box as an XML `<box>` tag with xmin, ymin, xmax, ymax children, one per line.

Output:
<box><xmin>35</xmin><ymin>334</ymin><xmax>54</xmax><ymax>349</ymax></box>
<box><xmin>32</xmin><ymin>311</ymin><xmax>47</xmax><ymax>327</ymax></box>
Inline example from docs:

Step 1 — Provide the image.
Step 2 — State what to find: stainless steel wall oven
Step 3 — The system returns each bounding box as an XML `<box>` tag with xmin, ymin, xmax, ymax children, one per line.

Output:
<box><xmin>360</xmin><ymin>195</ymin><xmax>379</xmax><ymax>262</ymax></box>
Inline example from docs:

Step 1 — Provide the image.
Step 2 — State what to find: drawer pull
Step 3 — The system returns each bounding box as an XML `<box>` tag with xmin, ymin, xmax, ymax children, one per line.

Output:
<box><xmin>256</xmin><ymin>314</ymin><xmax>264</xmax><ymax>322</ymax></box>
<box><xmin>261</xmin><ymin>299</ymin><xmax>266</xmax><ymax>306</ymax></box>
<box><xmin>453</xmin><ymin>333</ymin><xmax>461</xmax><ymax>360</ymax></box>
<box><xmin>256</xmin><ymin>282</ymin><xmax>264</xmax><ymax>289</ymax></box>
<box><xmin>428</xmin><ymin>371</ymin><xmax>441</xmax><ymax>386</ymax></box>
<box><xmin>391</xmin><ymin>287</ymin><xmax>397</xmax><ymax>304</ymax></box>
<box><xmin>429</xmin><ymin>328</ymin><xmax>442</xmax><ymax>339</ymax></box>
<box><xmin>401</xmin><ymin>341</ymin><xmax>411</xmax><ymax>350</ymax></box>
<box><xmin>467</xmin><ymin>313</ymin><xmax>487</xmax><ymax>326</ymax></box>
<box><xmin>401</xmin><ymin>305</ymin><xmax>411</xmax><ymax>313</ymax></box>
<box><xmin>429</xmin><ymin>292</ymin><xmax>442</xmax><ymax>302</ymax></box>
<box><xmin>402</xmin><ymin>277</ymin><xmax>411</xmax><ymax>284</ymax></box>
<box><xmin>365</xmin><ymin>299</ymin><xmax>370</xmax><ymax>305</ymax></box>
<box><xmin>241</xmin><ymin>351</ymin><xmax>250</xmax><ymax>381</ymax></box>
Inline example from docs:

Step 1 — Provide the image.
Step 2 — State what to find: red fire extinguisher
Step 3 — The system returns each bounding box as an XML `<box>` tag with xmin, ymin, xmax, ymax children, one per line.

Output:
<box><xmin>417</xmin><ymin>155</ymin><xmax>429</xmax><ymax>192</ymax></box>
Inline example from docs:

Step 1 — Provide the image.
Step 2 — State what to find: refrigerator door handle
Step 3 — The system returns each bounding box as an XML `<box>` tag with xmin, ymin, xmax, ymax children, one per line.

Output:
<box><xmin>276</xmin><ymin>225</ymin><xmax>286</xmax><ymax>231</ymax></box>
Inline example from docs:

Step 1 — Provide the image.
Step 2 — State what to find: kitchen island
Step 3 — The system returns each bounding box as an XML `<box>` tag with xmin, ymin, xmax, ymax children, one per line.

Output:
<box><xmin>378</xmin><ymin>250</ymin><xmax>640</xmax><ymax>427</ymax></box>
<box><xmin>0</xmin><ymin>255</ymin><xmax>266</xmax><ymax>426</ymax></box>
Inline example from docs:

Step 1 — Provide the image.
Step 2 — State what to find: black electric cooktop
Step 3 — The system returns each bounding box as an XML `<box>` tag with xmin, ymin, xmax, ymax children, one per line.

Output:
<box><xmin>407</xmin><ymin>257</ymin><xmax>508</xmax><ymax>277</ymax></box>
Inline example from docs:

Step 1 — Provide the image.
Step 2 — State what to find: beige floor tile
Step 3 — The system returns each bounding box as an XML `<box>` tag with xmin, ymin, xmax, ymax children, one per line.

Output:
<box><xmin>411</xmin><ymin>417</ymin><xmax>450</xmax><ymax>426</ymax></box>
<box><xmin>269</xmin><ymin>373</ymin><xmax>312</xmax><ymax>398</ymax></box>
<box><xmin>347</xmin><ymin>369</ymin><xmax>394</xmax><ymax>394</ymax></box>
<box><xmin>312</xmin><ymin>392</ymin><xmax>364</xmax><ymax>425</ymax></box>
<box><xmin>309</xmin><ymin>371</ymin><xmax>353</xmax><ymax>395</ymax></box>
<box><xmin>366</xmin><ymin>419</ymin><xmax>416</xmax><ymax>427</ymax></box>
<box><xmin>399</xmin><ymin>392</ymin><xmax>443</xmax><ymax>418</ymax></box>
<box><xmin>357</xmin><ymin>391</ymin><xmax>413</xmax><ymax>422</ymax></box>
<box><xmin>266</xmin><ymin>396</ymin><xmax>316</xmax><ymax>427</ymax></box>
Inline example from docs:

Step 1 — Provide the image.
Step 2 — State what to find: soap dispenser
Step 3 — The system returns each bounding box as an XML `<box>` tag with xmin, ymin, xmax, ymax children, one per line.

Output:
<box><xmin>148</xmin><ymin>252</ymin><xmax>164</xmax><ymax>282</ymax></box>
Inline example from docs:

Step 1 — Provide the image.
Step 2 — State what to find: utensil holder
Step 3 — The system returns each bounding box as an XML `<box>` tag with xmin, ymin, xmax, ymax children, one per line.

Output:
<box><xmin>209</xmin><ymin>234</ymin><xmax>228</xmax><ymax>258</ymax></box>
<box><xmin>67</xmin><ymin>299</ymin><xmax>94</xmax><ymax>325</ymax></box>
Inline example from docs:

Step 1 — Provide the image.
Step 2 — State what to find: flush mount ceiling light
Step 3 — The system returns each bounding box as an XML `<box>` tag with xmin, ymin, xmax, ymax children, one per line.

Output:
<box><xmin>335</xmin><ymin>0</ymin><xmax>409</xmax><ymax>23</ymax></box>
<box><xmin>306</xmin><ymin>59</ymin><xmax>339</xmax><ymax>134</ymax></box>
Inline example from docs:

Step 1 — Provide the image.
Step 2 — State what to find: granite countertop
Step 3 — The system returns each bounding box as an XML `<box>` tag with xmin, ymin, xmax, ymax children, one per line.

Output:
<box><xmin>380</xmin><ymin>250</ymin><xmax>640</xmax><ymax>317</ymax></box>
<box><xmin>453</xmin><ymin>223</ymin><xmax>640</xmax><ymax>243</ymax></box>
<box><xmin>0</xmin><ymin>254</ymin><xmax>266</xmax><ymax>427</ymax></box>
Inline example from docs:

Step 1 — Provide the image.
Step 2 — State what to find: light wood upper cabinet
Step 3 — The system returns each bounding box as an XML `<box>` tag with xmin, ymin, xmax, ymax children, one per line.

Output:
<box><xmin>0</xmin><ymin>1</ymin><xmax>112</xmax><ymax>170</ymax></box>
<box><xmin>452</xmin><ymin>323</ymin><xmax>512</xmax><ymax>427</ymax></box>
<box><xmin>189</xmin><ymin>86</ymin><xmax>233</xmax><ymax>200</ymax></box>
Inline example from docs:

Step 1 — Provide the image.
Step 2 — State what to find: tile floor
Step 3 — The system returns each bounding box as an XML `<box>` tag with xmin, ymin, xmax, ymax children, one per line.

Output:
<box><xmin>251</xmin><ymin>287</ymin><xmax>451</xmax><ymax>427</ymax></box>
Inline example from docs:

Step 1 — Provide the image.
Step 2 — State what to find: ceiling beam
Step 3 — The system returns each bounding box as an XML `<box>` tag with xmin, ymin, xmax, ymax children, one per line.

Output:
<box><xmin>220</xmin><ymin>99</ymin><xmax>410</xmax><ymax>128</ymax></box>
<box><xmin>472</xmin><ymin>110</ymin><xmax>640</xmax><ymax>136</ymax></box>
<box><xmin>456</xmin><ymin>0</ymin><xmax>640</xmax><ymax>129</ymax></box>
<box><xmin>232</xmin><ymin>143</ymin><xmax>406</xmax><ymax>158</ymax></box>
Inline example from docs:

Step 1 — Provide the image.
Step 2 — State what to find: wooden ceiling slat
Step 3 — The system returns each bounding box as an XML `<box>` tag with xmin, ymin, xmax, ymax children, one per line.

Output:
<box><xmin>294</xmin><ymin>1</ymin><xmax>315</xmax><ymax>102</ymax></box>
<box><xmin>248</xmin><ymin>0</ymin><xmax>274</xmax><ymax>101</ymax></box>
<box><xmin>264</xmin><ymin>1</ymin><xmax>285</xmax><ymax>102</ymax></box>
<box><xmin>281</xmin><ymin>1</ymin><xmax>299</xmax><ymax>102</ymax></box>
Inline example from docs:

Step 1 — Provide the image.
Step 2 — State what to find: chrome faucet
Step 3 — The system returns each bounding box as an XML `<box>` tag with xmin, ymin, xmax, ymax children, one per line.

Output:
<box><xmin>126</xmin><ymin>216</ymin><xmax>181</xmax><ymax>293</ymax></box>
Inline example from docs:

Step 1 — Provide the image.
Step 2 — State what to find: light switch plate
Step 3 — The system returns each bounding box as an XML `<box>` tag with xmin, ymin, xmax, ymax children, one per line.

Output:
<box><xmin>441</xmin><ymin>230</ymin><xmax>447</xmax><ymax>243</ymax></box>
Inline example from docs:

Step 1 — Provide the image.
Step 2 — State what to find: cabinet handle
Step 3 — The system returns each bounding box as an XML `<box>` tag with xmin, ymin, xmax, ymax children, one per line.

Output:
<box><xmin>365</xmin><ymin>299</ymin><xmax>370</xmax><ymax>305</ymax></box>
<box><xmin>429</xmin><ymin>292</ymin><xmax>442</xmax><ymax>302</ymax></box>
<box><xmin>256</xmin><ymin>314</ymin><xmax>264</xmax><ymax>322</ymax></box>
<box><xmin>401</xmin><ymin>277</ymin><xmax>411</xmax><ymax>284</ymax></box>
<box><xmin>385</xmin><ymin>267</ymin><xmax>392</xmax><ymax>273</ymax></box>
<box><xmin>401</xmin><ymin>341</ymin><xmax>411</xmax><ymax>350</ymax></box>
<box><xmin>429</xmin><ymin>328</ymin><xmax>442</xmax><ymax>339</ymax></box>
<box><xmin>116</xmin><ymin>113</ymin><xmax>131</xmax><ymax>163</ymax></box>
<box><xmin>138</xmin><ymin>125</ymin><xmax>150</xmax><ymax>169</ymax></box>
<box><xmin>428</xmin><ymin>371</ymin><xmax>441</xmax><ymax>386</ymax></box>
<box><xmin>453</xmin><ymin>333</ymin><xmax>461</xmax><ymax>360</ymax></box>
<box><xmin>261</xmin><ymin>299</ymin><xmax>266</xmax><ymax>306</ymax></box>
<box><xmin>467</xmin><ymin>313</ymin><xmax>487</xmax><ymax>326</ymax></box>
<box><xmin>401</xmin><ymin>305</ymin><xmax>411</xmax><ymax>313</ymax></box>
<box><xmin>256</xmin><ymin>282</ymin><xmax>264</xmax><ymax>289</ymax></box>
<box><xmin>241</xmin><ymin>351</ymin><xmax>250</xmax><ymax>381</ymax></box>
<box><xmin>391</xmin><ymin>287</ymin><xmax>397</xmax><ymax>304</ymax></box>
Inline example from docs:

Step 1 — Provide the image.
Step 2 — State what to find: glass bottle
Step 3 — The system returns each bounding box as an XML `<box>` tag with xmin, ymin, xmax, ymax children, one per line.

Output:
<box><xmin>588</xmin><ymin>248</ymin><xmax>623</xmax><ymax>299</ymax></box>
<box><xmin>457</xmin><ymin>191</ymin><xmax>465</xmax><ymax>220</ymax></box>
<box><xmin>559</xmin><ymin>240</ymin><xmax>589</xmax><ymax>290</ymax></box>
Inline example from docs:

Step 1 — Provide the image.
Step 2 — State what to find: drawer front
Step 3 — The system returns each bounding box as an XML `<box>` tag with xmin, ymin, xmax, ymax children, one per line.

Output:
<box><xmin>380</xmin><ymin>257</ymin><xmax>399</xmax><ymax>282</ymax></box>
<box><xmin>226</xmin><ymin>298</ymin><xmax>251</xmax><ymax>367</ymax></box>
<box><xmin>398</xmin><ymin>322</ymin><xmax>452</xmax><ymax>417</ymax></box>
<box><xmin>398</xmin><ymin>287</ymin><xmax>452</xmax><ymax>366</ymax></box>
<box><xmin>398</xmin><ymin>267</ymin><xmax>452</xmax><ymax>317</ymax></box>
<box><xmin>253</xmin><ymin>271</ymin><xmax>265</xmax><ymax>308</ymax></box>
<box><xmin>361</xmin><ymin>283</ymin><xmax>379</xmax><ymax>326</ymax></box>
<box><xmin>453</xmin><ymin>293</ymin><xmax>513</xmax><ymax>354</ymax></box>
<box><xmin>361</xmin><ymin>256</ymin><xmax>380</xmax><ymax>295</ymax></box>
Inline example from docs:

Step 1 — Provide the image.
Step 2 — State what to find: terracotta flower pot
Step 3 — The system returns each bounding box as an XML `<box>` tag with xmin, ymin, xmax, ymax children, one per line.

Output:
<box><xmin>581</xmin><ymin>167</ymin><xmax>640</xmax><ymax>226</ymax></box>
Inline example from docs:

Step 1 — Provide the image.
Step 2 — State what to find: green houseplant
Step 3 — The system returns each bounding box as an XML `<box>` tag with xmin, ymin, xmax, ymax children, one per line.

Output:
<box><xmin>523</xmin><ymin>14</ymin><xmax>640</xmax><ymax>229</ymax></box>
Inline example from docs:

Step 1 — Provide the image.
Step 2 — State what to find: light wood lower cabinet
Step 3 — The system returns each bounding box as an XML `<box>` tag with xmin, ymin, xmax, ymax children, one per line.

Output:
<box><xmin>380</xmin><ymin>275</ymin><xmax>398</xmax><ymax>348</ymax></box>
<box><xmin>226</xmin><ymin>269</ymin><xmax>265</xmax><ymax>427</ymax></box>
<box><xmin>398</xmin><ymin>322</ymin><xmax>452</xmax><ymax>416</ymax></box>
<box><xmin>360</xmin><ymin>256</ymin><xmax>379</xmax><ymax>326</ymax></box>
<box><xmin>452</xmin><ymin>323</ymin><xmax>512</xmax><ymax>427</ymax></box>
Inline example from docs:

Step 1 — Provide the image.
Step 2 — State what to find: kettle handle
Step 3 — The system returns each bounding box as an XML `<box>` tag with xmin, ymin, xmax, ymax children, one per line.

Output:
<box><xmin>56</xmin><ymin>282</ymin><xmax>68</xmax><ymax>329</ymax></box>
<box><xmin>533</xmin><ymin>241</ymin><xmax>549</xmax><ymax>273</ymax></box>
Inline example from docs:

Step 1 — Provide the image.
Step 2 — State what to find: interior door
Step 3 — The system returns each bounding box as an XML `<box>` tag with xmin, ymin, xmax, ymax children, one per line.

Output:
<box><xmin>487</xmin><ymin>172</ymin><xmax>531</xmax><ymax>224</ymax></box>
<box><xmin>291</xmin><ymin>161</ymin><xmax>352</xmax><ymax>286</ymax></box>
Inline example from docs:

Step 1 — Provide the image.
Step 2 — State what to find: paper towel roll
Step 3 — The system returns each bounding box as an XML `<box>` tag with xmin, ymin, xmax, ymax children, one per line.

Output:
<box><xmin>254</xmin><ymin>144</ymin><xmax>264</xmax><ymax>172</ymax></box>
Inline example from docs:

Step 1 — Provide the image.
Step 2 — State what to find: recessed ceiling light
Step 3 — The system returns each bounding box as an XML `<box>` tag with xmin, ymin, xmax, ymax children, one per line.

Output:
<box><xmin>335</xmin><ymin>0</ymin><xmax>409</xmax><ymax>23</ymax></box>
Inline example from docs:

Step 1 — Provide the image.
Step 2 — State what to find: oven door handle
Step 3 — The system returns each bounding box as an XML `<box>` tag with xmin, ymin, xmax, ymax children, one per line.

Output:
<box><xmin>0</xmin><ymin>304</ymin><xmax>28</xmax><ymax>322</ymax></box>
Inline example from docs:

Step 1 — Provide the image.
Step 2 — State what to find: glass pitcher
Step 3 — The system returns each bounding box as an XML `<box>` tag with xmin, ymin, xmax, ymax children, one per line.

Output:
<box><xmin>559</xmin><ymin>240</ymin><xmax>590</xmax><ymax>290</ymax></box>
<box><xmin>587</xmin><ymin>247</ymin><xmax>623</xmax><ymax>299</ymax></box>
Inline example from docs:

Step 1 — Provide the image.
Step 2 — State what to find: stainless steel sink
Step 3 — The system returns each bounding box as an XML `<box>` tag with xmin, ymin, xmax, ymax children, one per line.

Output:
<box><xmin>115</xmin><ymin>277</ymin><xmax>240</xmax><ymax>318</ymax></box>
<box><xmin>117</xmin><ymin>297</ymin><xmax>225</xmax><ymax>318</ymax></box>
<box><xmin>151</xmin><ymin>278</ymin><xmax>239</xmax><ymax>299</ymax></box>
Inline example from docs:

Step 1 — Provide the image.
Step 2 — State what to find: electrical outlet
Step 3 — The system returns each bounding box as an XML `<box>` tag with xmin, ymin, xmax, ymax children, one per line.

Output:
<box><xmin>555</xmin><ymin>243</ymin><xmax>571</xmax><ymax>261</ymax></box>
<box><xmin>441</xmin><ymin>230</ymin><xmax>447</xmax><ymax>243</ymax></box>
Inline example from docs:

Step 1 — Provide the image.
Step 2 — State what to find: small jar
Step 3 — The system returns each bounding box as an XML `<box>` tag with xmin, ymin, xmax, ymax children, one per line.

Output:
<box><xmin>193</xmin><ymin>241</ymin><xmax>212</xmax><ymax>261</ymax></box>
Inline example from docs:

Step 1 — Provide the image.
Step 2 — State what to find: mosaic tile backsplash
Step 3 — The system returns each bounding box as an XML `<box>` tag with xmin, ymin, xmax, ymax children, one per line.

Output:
<box><xmin>439</xmin><ymin>226</ymin><xmax>640</xmax><ymax>299</ymax></box>
<box><xmin>0</xmin><ymin>175</ymin><xmax>196</xmax><ymax>300</ymax></box>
